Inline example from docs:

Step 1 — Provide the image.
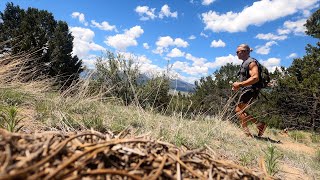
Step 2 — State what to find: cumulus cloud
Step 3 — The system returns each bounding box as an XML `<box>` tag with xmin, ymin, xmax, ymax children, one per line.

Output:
<box><xmin>202</xmin><ymin>0</ymin><xmax>318</xmax><ymax>33</ymax></box>
<box><xmin>172</xmin><ymin>61</ymin><xmax>208</xmax><ymax>76</ymax></box>
<box><xmin>255</xmin><ymin>41</ymin><xmax>277</xmax><ymax>55</ymax></box>
<box><xmin>104</xmin><ymin>26</ymin><xmax>144</xmax><ymax>51</ymax></box>
<box><xmin>255</xmin><ymin>33</ymin><xmax>287</xmax><ymax>40</ymax></box>
<box><xmin>167</xmin><ymin>48</ymin><xmax>185</xmax><ymax>58</ymax></box>
<box><xmin>135</xmin><ymin>6</ymin><xmax>157</xmax><ymax>21</ymax></box>
<box><xmin>260</xmin><ymin>58</ymin><xmax>281</xmax><ymax>72</ymax></box>
<box><xmin>91</xmin><ymin>20</ymin><xmax>117</xmax><ymax>31</ymax></box>
<box><xmin>286</xmin><ymin>53</ymin><xmax>298</xmax><ymax>59</ymax></box>
<box><xmin>202</xmin><ymin>0</ymin><xmax>215</xmax><ymax>6</ymax></box>
<box><xmin>210</xmin><ymin>39</ymin><xmax>226</xmax><ymax>48</ymax></box>
<box><xmin>71</xmin><ymin>12</ymin><xmax>88</xmax><ymax>26</ymax></box>
<box><xmin>277</xmin><ymin>18</ymin><xmax>308</xmax><ymax>35</ymax></box>
<box><xmin>70</xmin><ymin>27</ymin><xmax>105</xmax><ymax>58</ymax></box>
<box><xmin>188</xmin><ymin>35</ymin><xmax>196</xmax><ymax>40</ymax></box>
<box><xmin>159</xmin><ymin>4</ymin><xmax>178</xmax><ymax>19</ymax></box>
<box><xmin>185</xmin><ymin>53</ymin><xmax>207</xmax><ymax>66</ymax></box>
<box><xmin>143</xmin><ymin>43</ymin><xmax>150</xmax><ymax>49</ymax></box>
<box><xmin>207</xmin><ymin>54</ymin><xmax>242</xmax><ymax>69</ymax></box>
<box><xmin>82</xmin><ymin>54</ymin><xmax>99</xmax><ymax>69</ymax></box>
<box><xmin>153</xmin><ymin>36</ymin><xmax>189</xmax><ymax>55</ymax></box>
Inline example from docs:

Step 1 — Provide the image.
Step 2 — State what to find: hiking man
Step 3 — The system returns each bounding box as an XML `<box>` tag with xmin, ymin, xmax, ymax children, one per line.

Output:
<box><xmin>232</xmin><ymin>44</ymin><xmax>266</xmax><ymax>137</ymax></box>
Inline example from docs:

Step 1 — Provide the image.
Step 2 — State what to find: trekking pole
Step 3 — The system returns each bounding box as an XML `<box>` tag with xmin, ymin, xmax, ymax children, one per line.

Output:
<box><xmin>259</xmin><ymin>91</ymin><xmax>269</xmax><ymax>101</ymax></box>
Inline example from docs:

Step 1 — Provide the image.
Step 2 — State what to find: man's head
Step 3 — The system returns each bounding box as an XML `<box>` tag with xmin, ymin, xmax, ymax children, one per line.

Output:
<box><xmin>236</xmin><ymin>44</ymin><xmax>252</xmax><ymax>60</ymax></box>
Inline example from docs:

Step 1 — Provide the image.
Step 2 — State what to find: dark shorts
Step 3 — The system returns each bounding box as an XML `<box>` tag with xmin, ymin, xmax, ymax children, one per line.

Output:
<box><xmin>239</xmin><ymin>88</ymin><xmax>259</xmax><ymax>104</ymax></box>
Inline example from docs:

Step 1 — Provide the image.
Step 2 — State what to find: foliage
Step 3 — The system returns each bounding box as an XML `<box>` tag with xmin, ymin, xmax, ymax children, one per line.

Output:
<box><xmin>263</xmin><ymin>144</ymin><xmax>282</xmax><ymax>176</ymax></box>
<box><xmin>0</xmin><ymin>89</ymin><xmax>25</xmax><ymax>106</ymax></box>
<box><xmin>93</xmin><ymin>51</ymin><xmax>140</xmax><ymax>105</ymax></box>
<box><xmin>305</xmin><ymin>8</ymin><xmax>320</xmax><ymax>39</ymax></box>
<box><xmin>0</xmin><ymin>3</ymin><xmax>83</xmax><ymax>87</ymax></box>
<box><xmin>138</xmin><ymin>75</ymin><xmax>171</xmax><ymax>112</ymax></box>
<box><xmin>289</xmin><ymin>131</ymin><xmax>307</xmax><ymax>143</ymax></box>
<box><xmin>0</xmin><ymin>106</ymin><xmax>23</xmax><ymax>132</ymax></box>
<box><xmin>311</xmin><ymin>132</ymin><xmax>320</xmax><ymax>143</ymax></box>
<box><xmin>191</xmin><ymin>63</ymin><xmax>240</xmax><ymax>116</ymax></box>
<box><xmin>316</xmin><ymin>149</ymin><xmax>320</xmax><ymax>162</ymax></box>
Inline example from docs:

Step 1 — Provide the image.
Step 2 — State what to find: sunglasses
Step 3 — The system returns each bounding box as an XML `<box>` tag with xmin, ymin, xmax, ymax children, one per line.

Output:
<box><xmin>236</xmin><ymin>50</ymin><xmax>247</xmax><ymax>54</ymax></box>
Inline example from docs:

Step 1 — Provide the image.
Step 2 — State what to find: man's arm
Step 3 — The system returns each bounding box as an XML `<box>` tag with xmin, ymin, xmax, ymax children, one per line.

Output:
<box><xmin>232</xmin><ymin>62</ymin><xmax>259</xmax><ymax>91</ymax></box>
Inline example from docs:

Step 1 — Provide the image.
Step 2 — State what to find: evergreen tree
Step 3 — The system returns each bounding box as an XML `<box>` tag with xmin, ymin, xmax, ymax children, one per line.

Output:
<box><xmin>48</xmin><ymin>21</ymin><xmax>83</xmax><ymax>87</ymax></box>
<box><xmin>191</xmin><ymin>63</ymin><xmax>240</xmax><ymax>116</ymax></box>
<box><xmin>269</xmin><ymin>8</ymin><xmax>320</xmax><ymax>130</ymax></box>
<box><xmin>0</xmin><ymin>3</ymin><xmax>83</xmax><ymax>87</ymax></box>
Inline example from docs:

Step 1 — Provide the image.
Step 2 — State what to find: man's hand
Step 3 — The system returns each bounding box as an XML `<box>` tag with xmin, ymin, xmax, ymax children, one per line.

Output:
<box><xmin>232</xmin><ymin>82</ymin><xmax>242</xmax><ymax>91</ymax></box>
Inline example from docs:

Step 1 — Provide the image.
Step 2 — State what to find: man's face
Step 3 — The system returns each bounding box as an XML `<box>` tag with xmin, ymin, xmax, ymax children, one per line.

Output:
<box><xmin>236</xmin><ymin>47</ymin><xmax>248</xmax><ymax>60</ymax></box>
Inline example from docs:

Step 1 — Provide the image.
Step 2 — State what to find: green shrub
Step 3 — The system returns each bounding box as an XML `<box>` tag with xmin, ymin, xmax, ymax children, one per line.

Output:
<box><xmin>311</xmin><ymin>133</ymin><xmax>320</xmax><ymax>143</ymax></box>
<box><xmin>0</xmin><ymin>89</ymin><xmax>25</xmax><ymax>106</ymax></box>
<box><xmin>264</xmin><ymin>144</ymin><xmax>283</xmax><ymax>176</ymax></box>
<box><xmin>316</xmin><ymin>149</ymin><xmax>320</xmax><ymax>162</ymax></box>
<box><xmin>82</xmin><ymin>116</ymin><xmax>105</xmax><ymax>132</ymax></box>
<box><xmin>289</xmin><ymin>131</ymin><xmax>307</xmax><ymax>143</ymax></box>
<box><xmin>0</xmin><ymin>106</ymin><xmax>23</xmax><ymax>132</ymax></box>
<box><xmin>239</xmin><ymin>152</ymin><xmax>256</xmax><ymax>166</ymax></box>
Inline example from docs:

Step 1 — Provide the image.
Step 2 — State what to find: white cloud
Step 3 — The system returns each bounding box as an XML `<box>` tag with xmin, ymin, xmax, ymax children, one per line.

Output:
<box><xmin>119</xmin><ymin>52</ymin><xmax>152</xmax><ymax>64</ymax></box>
<box><xmin>135</xmin><ymin>6</ymin><xmax>157</xmax><ymax>21</ymax></box>
<box><xmin>167</xmin><ymin>48</ymin><xmax>185</xmax><ymax>58</ymax></box>
<box><xmin>174</xmin><ymin>38</ymin><xmax>189</xmax><ymax>47</ymax></box>
<box><xmin>200</xmin><ymin>32</ymin><xmax>209</xmax><ymax>38</ymax></box>
<box><xmin>153</xmin><ymin>36</ymin><xmax>189</xmax><ymax>55</ymax></box>
<box><xmin>185</xmin><ymin>53</ymin><xmax>207</xmax><ymax>66</ymax></box>
<box><xmin>82</xmin><ymin>54</ymin><xmax>99</xmax><ymax>69</ymax></box>
<box><xmin>202</xmin><ymin>0</ymin><xmax>318</xmax><ymax>33</ymax></box>
<box><xmin>71</xmin><ymin>12</ymin><xmax>88</xmax><ymax>26</ymax></box>
<box><xmin>277</xmin><ymin>18</ymin><xmax>307</xmax><ymax>35</ymax></box>
<box><xmin>104</xmin><ymin>26</ymin><xmax>144</xmax><ymax>51</ymax></box>
<box><xmin>255</xmin><ymin>33</ymin><xmax>287</xmax><ymax>40</ymax></box>
<box><xmin>202</xmin><ymin>0</ymin><xmax>215</xmax><ymax>6</ymax></box>
<box><xmin>143</xmin><ymin>43</ymin><xmax>150</xmax><ymax>49</ymax></box>
<box><xmin>255</xmin><ymin>41</ymin><xmax>277</xmax><ymax>55</ymax></box>
<box><xmin>159</xmin><ymin>4</ymin><xmax>178</xmax><ymax>19</ymax></box>
<box><xmin>188</xmin><ymin>35</ymin><xmax>196</xmax><ymax>40</ymax></box>
<box><xmin>70</xmin><ymin>27</ymin><xmax>105</xmax><ymax>58</ymax></box>
<box><xmin>172</xmin><ymin>61</ymin><xmax>208</xmax><ymax>75</ymax></box>
<box><xmin>260</xmin><ymin>58</ymin><xmax>281</xmax><ymax>72</ymax></box>
<box><xmin>91</xmin><ymin>20</ymin><xmax>117</xmax><ymax>31</ymax></box>
<box><xmin>286</xmin><ymin>53</ymin><xmax>298</xmax><ymax>59</ymax></box>
<box><xmin>207</xmin><ymin>54</ymin><xmax>242</xmax><ymax>69</ymax></box>
<box><xmin>210</xmin><ymin>39</ymin><xmax>226</xmax><ymax>48</ymax></box>
<box><xmin>152</xmin><ymin>47</ymin><xmax>165</xmax><ymax>55</ymax></box>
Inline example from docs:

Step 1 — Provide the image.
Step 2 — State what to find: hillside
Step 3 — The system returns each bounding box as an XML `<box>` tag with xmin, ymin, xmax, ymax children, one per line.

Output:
<box><xmin>0</xmin><ymin>81</ymin><xmax>319</xmax><ymax>179</ymax></box>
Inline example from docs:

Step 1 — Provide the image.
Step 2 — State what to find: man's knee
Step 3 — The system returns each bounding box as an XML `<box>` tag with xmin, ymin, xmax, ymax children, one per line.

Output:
<box><xmin>235</xmin><ymin>103</ymin><xmax>245</xmax><ymax>113</ymax></box>
<box><xmin>235</xmin><ymin>106</ymin><xmax>241</xmax><ymax>113</ymax></box>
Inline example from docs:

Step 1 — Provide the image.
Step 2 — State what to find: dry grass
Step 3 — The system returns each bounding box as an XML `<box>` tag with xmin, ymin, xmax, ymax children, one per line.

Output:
<box><xmin>0</xmin><ymin>53</ymin><xmax>319</xmax><ymax>179</ymax></box>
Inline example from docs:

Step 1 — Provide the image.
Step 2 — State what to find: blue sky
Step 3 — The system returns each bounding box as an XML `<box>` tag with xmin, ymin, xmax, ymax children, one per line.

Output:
<box><xmin>0</xmin><ymin>0</ymin><xmax>319</xmax><ymax>83</ymax></box>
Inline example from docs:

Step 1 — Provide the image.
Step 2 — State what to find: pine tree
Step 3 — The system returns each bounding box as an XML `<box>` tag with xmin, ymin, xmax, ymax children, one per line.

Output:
<box><xmin>48</xmin><ymin>21</ymin><xmax>83</xmax><ymax>87</ymax></box>
<box><xmin>0</xmin><ymin>3</ymin><xmax>83</xmax><ymax>87</ymax></box>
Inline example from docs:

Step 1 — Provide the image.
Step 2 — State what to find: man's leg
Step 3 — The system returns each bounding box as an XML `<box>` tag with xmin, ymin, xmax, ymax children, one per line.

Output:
<box><xmin>235</xmin><ymin>103</ymin><xmax>257</xmax><ymax>137</ymax></box>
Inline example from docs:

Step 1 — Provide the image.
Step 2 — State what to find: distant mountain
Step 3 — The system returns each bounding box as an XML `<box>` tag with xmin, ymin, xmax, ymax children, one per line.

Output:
<box><xmin>137</xmin><ymin>74</ymin><xmax>195</xmax><ymax>92</ymax></box>
<box><xmin>169</xmin><ymin>79</ymin><xmax>195</xmax><ymax>92</ymax></box>
<box><xmin>81</xmin><ymin>69</ymin><xmax>195</xmax><ymax>93</ymax></box>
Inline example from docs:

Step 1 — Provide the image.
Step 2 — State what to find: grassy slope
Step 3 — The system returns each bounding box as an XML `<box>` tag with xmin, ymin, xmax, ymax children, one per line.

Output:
<box><xmin>0</xmin><ymin>83</ymin><xmax>319</xmax><ymax>179</ymax></box>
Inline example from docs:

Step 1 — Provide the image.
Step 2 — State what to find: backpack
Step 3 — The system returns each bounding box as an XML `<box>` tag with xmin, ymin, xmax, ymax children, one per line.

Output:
<box><xmin>257</xmin><ymin>62</ymin><xmax>271</xmax><ymax>88</ymax></box>
<box><xmin>240</xmin><ymin>57</ymin><xmax>270</xmax><ymax>89</ymax></box>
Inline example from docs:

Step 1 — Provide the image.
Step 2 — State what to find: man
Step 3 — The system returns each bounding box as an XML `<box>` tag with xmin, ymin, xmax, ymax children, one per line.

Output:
<box><xmin>232</xmin><ymin>44</ymin><xmax>266</xmax><ymax>137</ymax></box>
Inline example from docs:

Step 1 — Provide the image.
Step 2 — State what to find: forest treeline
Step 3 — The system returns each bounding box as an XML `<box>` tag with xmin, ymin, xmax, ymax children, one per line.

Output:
<box><xmin>1</xmin><ymin>3</ymin><xmax>319</xmax><ymax>131</ymax></box>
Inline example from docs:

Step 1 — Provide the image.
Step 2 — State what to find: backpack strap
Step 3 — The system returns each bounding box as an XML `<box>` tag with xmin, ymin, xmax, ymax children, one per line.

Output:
<box><xmin>241</xmin><ymin>57</ymin><xmax>259</xmax><ymax>79</ymax></box>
